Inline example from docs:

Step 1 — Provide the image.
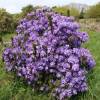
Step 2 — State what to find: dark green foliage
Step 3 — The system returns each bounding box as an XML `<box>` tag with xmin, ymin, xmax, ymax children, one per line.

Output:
<box><xmin>67</xmin><ymin>9</ymin><xmax>70</xmax><ymax>17</ymax></box>
<box><xmin>0</xmin><ymin>36</ymin><xmax>3</xmax><ymax>44</ymax></box>
<box><xmin>79</xmin><ymin>8</ymin><xmax>85</xmax><ymax>19</ymax></box>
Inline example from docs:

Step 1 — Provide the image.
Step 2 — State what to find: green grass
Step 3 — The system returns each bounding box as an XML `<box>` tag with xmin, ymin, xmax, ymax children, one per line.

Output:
<box><xmin>0</xmin><ymin>31</ymin><xmax>100</xmax><ymax>100</ymax></box>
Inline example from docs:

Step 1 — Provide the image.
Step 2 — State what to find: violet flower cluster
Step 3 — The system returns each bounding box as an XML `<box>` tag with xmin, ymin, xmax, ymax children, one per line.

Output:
<box><xmin>3</xmin><ymin>9</ymin><xmax>95</xmax><ymax>100</ymax></box>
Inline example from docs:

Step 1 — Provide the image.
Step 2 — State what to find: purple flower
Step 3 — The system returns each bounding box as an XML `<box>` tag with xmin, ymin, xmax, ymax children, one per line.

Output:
<box><xmin>68</xmin><ymin>55</ymin><xmax>79</xmax><ymax>64</ymax></box>
<box><xmin>72</xmin><ymin>64</ymin><xmax>79</xmax><ymax>71</ymax></box>
<box><xmin>2</xmin><ymin>8</ymin><xmax>95</xmax><ymax>100</ymax></box>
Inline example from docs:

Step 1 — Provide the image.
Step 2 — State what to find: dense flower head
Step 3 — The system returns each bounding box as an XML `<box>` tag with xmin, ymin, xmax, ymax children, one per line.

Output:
<box><xmin>3</xmin><ymin>8</ymin><xmax>95</xmax><ymax>100</ymax></box>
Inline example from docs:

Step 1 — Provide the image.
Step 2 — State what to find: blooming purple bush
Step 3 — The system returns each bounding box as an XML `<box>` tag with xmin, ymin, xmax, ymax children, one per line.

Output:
<box><xmin>3</xmin><ymin>9</ymin><xmax>95</xmax><ymax>100</ymax></box>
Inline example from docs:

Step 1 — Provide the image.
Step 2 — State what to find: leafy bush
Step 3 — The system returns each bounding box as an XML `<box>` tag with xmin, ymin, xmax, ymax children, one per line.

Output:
<box><xmin>3</xmin><ymin>9</ymin><xmax>95</xmax><ymax>100</ymax></box>
<box><xmin>0</xmin><ymin>9</ymin><xmax>15</xmax><ymax>34</ymax></box>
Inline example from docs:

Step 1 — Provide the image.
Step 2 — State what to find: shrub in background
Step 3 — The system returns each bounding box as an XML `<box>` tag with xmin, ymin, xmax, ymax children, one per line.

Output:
<box><xmin>0</xmin><ymin>9</ymin><xmax>15</xmax><ymax>34</ymax></box>
<box><xmin>3</xmin><ymin>9</ymin><xmax>95</xmax><ymax>100</ymax></box>
<box><xmin>85</xmin><ymin>3</ymin><xmax>100</xmax><ymax>18</ymax></box>
<box><xmin>52</xmin><ymin>6</ymin><xmax>79</xmax><ymax>18</ymax></box>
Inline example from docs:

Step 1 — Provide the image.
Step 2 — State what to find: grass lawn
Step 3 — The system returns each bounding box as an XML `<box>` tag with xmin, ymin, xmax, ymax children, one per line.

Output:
<box><xmin>0</xmin><ymin>31</ymin><xmax>100</xmax><ymax>100</ymax></box>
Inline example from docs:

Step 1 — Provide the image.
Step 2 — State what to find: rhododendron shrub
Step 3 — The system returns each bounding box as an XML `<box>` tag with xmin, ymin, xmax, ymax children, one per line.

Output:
<box><xmin>3</xmin><ymin>9</ymin><xmax>95</xmax><ymax>100</ymax></box>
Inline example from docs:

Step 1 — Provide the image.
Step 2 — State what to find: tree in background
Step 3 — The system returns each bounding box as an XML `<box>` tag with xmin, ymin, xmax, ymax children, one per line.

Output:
<box><xmin>79</xmin><ymin>8</ymin><xmax>85</xmax><ymax>19</ymax></box>
<box><xmin>67</xmin><ymin>9</ymin><xmax>70</xmax><ymax>17</ymax></box>
<box><xmin>85</xmin><ymin>3</ymin><xmax>100</xmax><ymax>18</ymax></box>
<box><xmin>0</xmin><ymin>9</ymin><xmax>15</xmax><ymax>34</ymax></box>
